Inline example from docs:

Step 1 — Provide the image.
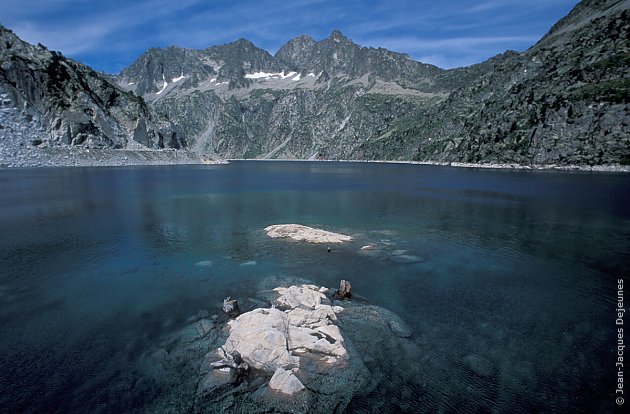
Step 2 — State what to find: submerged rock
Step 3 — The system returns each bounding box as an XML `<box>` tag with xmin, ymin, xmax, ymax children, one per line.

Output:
<box><xmin>388</xmin><ymin>254</ymin><xmax>425</xmax><ymax>264</ymax></box>
<box><xmin>356</xmin><ymin>247</ymin><xmax>386</xmax><ymax>258</ymax></box>
<box><xmin>265</xmin><ymin>224</ymin><xmax>353</xmax><ymax>243</ymax></box>
<box><xmin>463</xmin><ymin>354</ymin><xmax>494</xmax><ymax>378</ymax></box>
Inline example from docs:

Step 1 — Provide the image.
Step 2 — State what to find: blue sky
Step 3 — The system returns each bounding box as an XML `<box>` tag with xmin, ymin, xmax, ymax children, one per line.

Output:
<box><xmin>1</xmin><ymin>0</ymin><xmax>579</xmax><ymax>73</ymax></box>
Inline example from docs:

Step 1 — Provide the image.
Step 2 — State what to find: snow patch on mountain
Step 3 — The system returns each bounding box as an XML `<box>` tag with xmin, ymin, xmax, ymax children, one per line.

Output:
<box><xmin>156</xmin><ymin>75</ymin><xmax>168</xmax><ymax>95</ymax></box>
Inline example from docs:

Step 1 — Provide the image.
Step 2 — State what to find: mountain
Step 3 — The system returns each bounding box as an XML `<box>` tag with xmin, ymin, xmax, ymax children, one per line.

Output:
<box><xmin>0</xmin><ymin>25</ymin><xmax>185</xmax><ymax>153</ymax></box>
<box><xmin>115</xmin><ymin>0</ymin><xmax>628</xmax><ymax>165</ymax></box>
<box><xmin>1</xmin><ymin>0</ymin><xmax>628</xmax><ymax>167</ymax></box>
<box><xmin>120</xmin><ymin>38</ymin><xmax>286</xmax><ymax>95</ymax></box>
<box><xmin>118</xmin><ymin>30</ymin><xmax>461</xmax><ymax>160</ymax></box>
<box><xmin>356</xmin><ymin>0</ymin><xmax>630</xmax><ymax>165</ymax></box>
<box><xmin>274</xmin><ymin>30</ymin><xmax>443</xmax><ymax>89</ymax></box>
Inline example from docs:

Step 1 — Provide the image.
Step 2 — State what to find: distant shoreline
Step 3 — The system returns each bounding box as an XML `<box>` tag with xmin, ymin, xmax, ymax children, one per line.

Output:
<box><xmin>228</xmin><ymin>158</ymin><xmax>630</xmax><ymax>173</ymax></box>
<box><xmin>2</xmin><ymin>148</ymin><xmax>628</xmax><ymax>172</ymax></box>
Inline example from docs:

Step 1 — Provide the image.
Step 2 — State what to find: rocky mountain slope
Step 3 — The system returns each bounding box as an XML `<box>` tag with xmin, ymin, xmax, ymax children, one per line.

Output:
<box><xmin>117</xmin><ymin>29</ymin><xmax>455</xmax><ymax>160</ymax></box>
<box><xmin>117</xmin><ymin>0</ymin><xmax>628</xmax><ymax>165</ymax></box>
<box><xmin>0</xmin><ymin>25</ymin><xmax>186</xmax><ymax>154</ymax></box>
<box><xmin>356</xmin><ymin>0</ymin><xmax>630</xmax><ymax>165</ymax></box>
<box><xmin>1</xmin><ymin>0</ymin><xmax>628</xmax><ymax>167</ymax></box>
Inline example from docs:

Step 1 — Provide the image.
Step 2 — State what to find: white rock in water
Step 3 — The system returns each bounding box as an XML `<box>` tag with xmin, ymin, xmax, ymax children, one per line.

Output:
<box><xmin>239</xmin><ymin>260</ymin><xmax>257</xmax><ymax>267</ymax></box>
<box><xmin>222</xmin><ymin>308</ymin><xmax>299</xmax><ymax>371</ymax></box>
<box><xmin>195</xmin><ymin>260</ymin><xmax>213</xmax><ymax>267</ymax></box>
<box><xmin>288</xmin><ymin>324</ymin><xmax>346</xmax><ymax>359</ymax></box>
<box><xmin>274</xmin><ymin>285</ymin><xmax>327</xmax><ymax>309</ymax></box>
<box><xmin>265</xmin><ymin>224</ymin><xmax>352</xmax><ymax>243</ymax></box>
<box><xmin>269</xmin><ymin>367</ymin><xmax>305</xmax><ymax>395</ymax></box>
<box><xmin>286</xmin><ymin>307</ymin><xmax>336</xmax><ymax>327</ymax></box>
<box><xmin>216</xmin><ymin>284</ymin><xmax>347</xmax><ymax>381</ymax></box>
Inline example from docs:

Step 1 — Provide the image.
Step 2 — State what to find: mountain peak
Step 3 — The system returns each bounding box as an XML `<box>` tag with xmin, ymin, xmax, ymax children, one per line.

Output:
<box><xmin>274</xmin><ymin>34</ymin><xmax>317</xmax><ymax>66</ymax></box>
<box><xmin>329</xmin><ymin>29</ymin><xmax>349</xmax><ymax>43</ymax></box>
<box><xmin>231</xmin><ymin>38</ymin><xmax>257</xmax><ymax>48</ymax></box>
<box><xmin>539</xmin><ymin>0</ymin><xmax>627</xmax><ymax>45</ymax></box>
<box><xmin>296</xmin><ymin>34</ymin><xmax>315</xmax><ymax>42</ymax></box>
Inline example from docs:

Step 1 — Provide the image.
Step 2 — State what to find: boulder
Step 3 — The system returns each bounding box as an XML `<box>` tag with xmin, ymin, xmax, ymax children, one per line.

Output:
<box><xmin>265</xmin><ymin>224</ymin><xmax>352</xmax><ymax>243</ymax></box>
<box><xmin>274</xmin><ymin>285</ymin><xmax>328</xmax><ymax>309</ymax></box>
<box><xmin>268</xmin><ymin>367</ymin><xmax>305</xmax><ymax>395</ymax></box>
<box><xmin>338</xmin><ymin>280</ymin><xmax>352</xmax><ymax>298</ymax></box>
<box><xmin>222</xmin><ymin>307</ymin><xmax>299</xmax><ymax>371</ymax></box>
<box><xmin>222</xmin><ymin>297</ymin><xmax>239</xmax><ymax>313</ymax></box>
<box><xmin>288</xmin><ymin>324</ymin><xmax>346</xmax><ymax>358</ymax></box>
<box><xmin>216</xmin><ymin>285</ymin><xmax>348</xmax><ymax>375</ymax></box>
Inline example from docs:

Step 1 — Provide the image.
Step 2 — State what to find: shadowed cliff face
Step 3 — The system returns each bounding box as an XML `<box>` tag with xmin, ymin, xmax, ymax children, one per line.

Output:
<box><xmin>1</xmin><ymin>0</ymin><xmax>629</xmax><ymax>165</ymax></box>
<box><xmin>0</xmin><ymin>26</ymin><xmax>185</xmax><ymax>150</ymax></box>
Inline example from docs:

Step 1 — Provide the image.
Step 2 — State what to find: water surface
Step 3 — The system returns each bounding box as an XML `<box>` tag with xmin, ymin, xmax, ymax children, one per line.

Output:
<box><xmin>0</xmin><ymin>161</ymin><xmax>628</xmax><ymax>413</ymax></box>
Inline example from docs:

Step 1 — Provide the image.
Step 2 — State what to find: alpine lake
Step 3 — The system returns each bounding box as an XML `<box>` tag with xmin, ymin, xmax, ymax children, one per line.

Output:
<box><xmin>1</xmin><ymin>160</ymin><xmax>628</xmax><ymax>413</ymax></box>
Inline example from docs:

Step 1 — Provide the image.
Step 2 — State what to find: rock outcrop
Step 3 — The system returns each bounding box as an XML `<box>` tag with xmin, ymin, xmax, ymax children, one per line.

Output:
<box><xmin>0</xmin><ymin>24</ymin><xmax>187</xmax><ymax>161</ymax></box>
<box><xmin>265</xmin><ymin>224</ymin><xmax>353</xmax><ymax>243</ymax></box>
<box><xmin>338</xmin><ymin>280</ymin><xmax>352</xmax><ymax>299</ymax></box>
<box><xmin>356</xmin><ymin>0</ymin><xmax>630</xmax><ymax>166</ymax></box>
<box><xmin>211</xmin><ymin>284</ymin><xmax>347</xmax><ymax>396</ymax></box>
<box><xmin>134</xmin><ymin>276</ymin><xmax>416</xmax><ymax>413</ymax></box>
<box><xmin>268</xmin><ymin>367</ymin><xmax>305</xmax><ymax>395</ymax></box>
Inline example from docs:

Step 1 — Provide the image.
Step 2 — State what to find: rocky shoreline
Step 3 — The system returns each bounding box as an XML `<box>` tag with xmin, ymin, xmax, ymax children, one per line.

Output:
<box><xmin>1</xmin><ymin>89</ymin><xmax>625</xmax><ymax>171</ymax></box>
<box><xmin>0</xmin><ymin>146</ymin><xmax>224</xmax><ymax>168</ymax></box>
<box><xmin>362</xmin><ymin>160</ymin><xmax>630</xmax><ymax>173</ymax></box>
<box><xmin>229</xmin><ymin>158</ymin><xmax>630</xmax><ymax>173</ymax></box>
<box><xmin>1</xmin><ymin>93</ymin><xmax>625</xmax><ymax>171</ymax></box>
<box><xmin>0</xmin><ymin>93</ymin><xmax>225</xmax><ymax>168</ymax></box>
<box><xmin>3</xmin><ymin>144</ymin><xmax>626</xmax><ymax>171</ymax></box>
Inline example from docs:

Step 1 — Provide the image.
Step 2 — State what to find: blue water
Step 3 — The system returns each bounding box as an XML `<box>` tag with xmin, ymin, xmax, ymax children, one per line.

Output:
<box><xmin>0</xmin><ymin>161</ymin><xmax>628</xmax><ymax>413</ymax></box>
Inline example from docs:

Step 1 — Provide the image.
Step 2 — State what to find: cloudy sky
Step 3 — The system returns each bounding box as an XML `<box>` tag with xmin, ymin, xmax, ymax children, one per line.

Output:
<box><xmin>1</xmin><ymin>0</ymin><xmax>579</xmax><ymax>73</ymax></box>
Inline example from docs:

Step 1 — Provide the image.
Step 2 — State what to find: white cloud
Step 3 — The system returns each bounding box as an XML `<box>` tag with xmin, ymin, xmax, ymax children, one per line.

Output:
<box><xmin>469</xmin><ymin>0</ymin><xmax>576</xmax><ymax>13</ymax></box>
<box><xmin>5</xmin><ymin>0</ymin><xmax>204</xmax><ymax>54</ymax></box>
<box><xmin>12</xmin><ymin>21</ymin><xmax>116</xmax><ymax>55</ymax></box>
<box><xmin>360</xmin><ymin>35</ymin><xmax>537</xmax><ymax>53</ymax></box>
<box><xmin>355</xmin><ymin>35</ymin><xmax>539</xmax><ymax>68</ymax></box>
